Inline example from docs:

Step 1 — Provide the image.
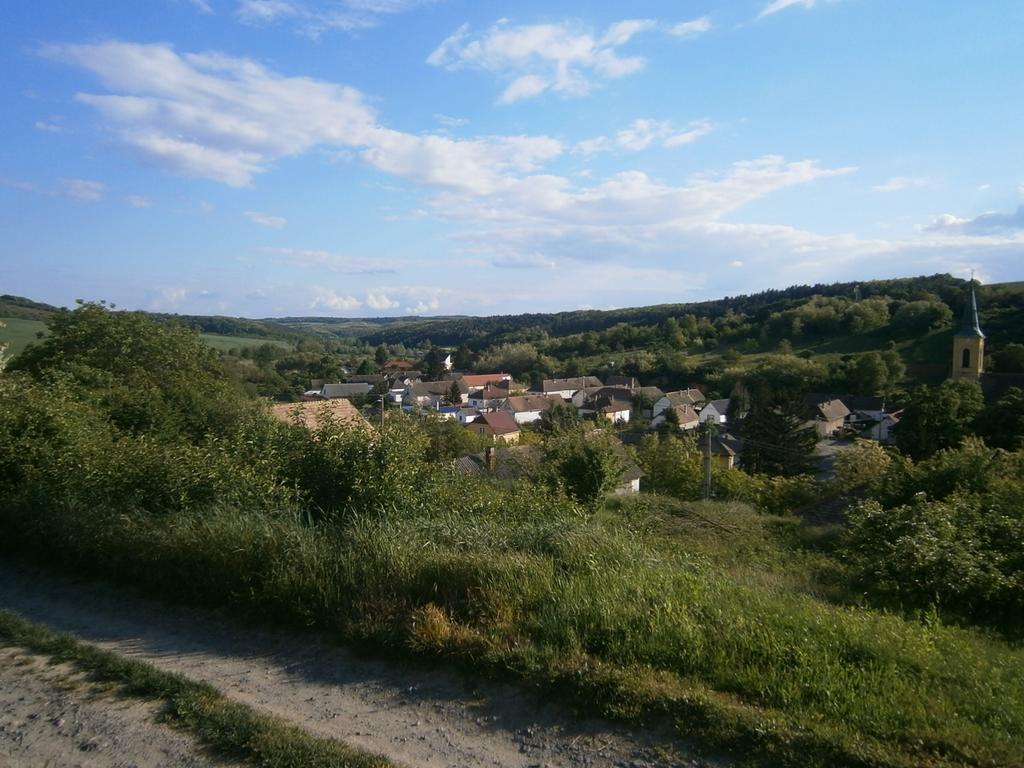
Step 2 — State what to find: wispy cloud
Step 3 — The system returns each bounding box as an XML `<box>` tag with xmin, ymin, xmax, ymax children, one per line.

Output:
<box><xmin>236</xmin><ymin>0</ymin><xmax>433</xmax><ymax>36</ymax></box>
<box><xmin>669</xmin><ymin>16</ymin><xmax>712</xmax><ymax>38</ymax></box>
<box><xmin>575</xmin><ymin>118</ymin><xmax>714</xmax><ymax>155</ymax></box>
<box><xmin>759</xmin><ymin>0</ymin><xmax>832</xmax><ymax>19</ymax></box>
<box><xmin>58</xmin><ymin>178</ymin><xmax>106</xmax><ymax>201</ymax></box>
<box><xmin>125</xmin><ymin>194</ymin><xmax>153</xmax><ymax>207</ymax></box>
<box><xmin>44</xmin><ymin>41</ymin><xmax>563</xmax><ymax>191</ymax></box>
<box><xmin>427</xmin><ymin>19</ymin><xmax>655</xmax><ymax>104</ymax></box>
<box><xmin>244</xmin><ymin>210</ymin><xmax>288</xmax><ymax>229</ymax></box>
<box><xmin>874</xmin><ymin>176</ymin><xmax>932</xmax><ymax>193</ymax></box>
<box><xmin>34</xmin><ymin>120</ymin><xmax>63</xmax><ymax>133</ymax></box>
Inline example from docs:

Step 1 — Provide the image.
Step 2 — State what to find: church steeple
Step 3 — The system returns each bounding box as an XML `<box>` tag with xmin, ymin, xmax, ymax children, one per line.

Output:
<box><xmin>951</xmin><ymin>280</ymin><xmax>985</xmax><ymax>381</ymax></box>
<box><xmin>957</xmin><ymin>280</ymin><xmax>985</xmax><ymax>339</ymax></box>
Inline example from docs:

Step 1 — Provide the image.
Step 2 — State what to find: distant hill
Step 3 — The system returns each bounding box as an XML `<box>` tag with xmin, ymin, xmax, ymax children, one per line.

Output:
<box><xmin>278</xmin><ymin>274</ymin><xmax>1021</xmax><ymax>348</ymax></box>
<box><xmin>0</xmin><ymin>295</ymin><xmax>61</xmax><ymax>321</ymax></box>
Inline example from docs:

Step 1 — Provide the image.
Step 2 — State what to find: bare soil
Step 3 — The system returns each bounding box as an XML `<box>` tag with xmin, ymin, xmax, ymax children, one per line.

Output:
<box><xmin>0</xmin><ymin>646</ymin><xmax>239</xmax><ymax>768</ymax></box>
<box><xmin>0</xmin><ymin>560</ymin><xmax>721</xmax><ymax>768</ymax></box>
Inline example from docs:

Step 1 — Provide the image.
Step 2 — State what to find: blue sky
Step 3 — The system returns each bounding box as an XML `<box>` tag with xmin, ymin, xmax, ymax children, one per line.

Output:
<box><xmin>1</xmin><ymin>0</ymin><xmax>1022</xmax><ymax>318</ymax></box>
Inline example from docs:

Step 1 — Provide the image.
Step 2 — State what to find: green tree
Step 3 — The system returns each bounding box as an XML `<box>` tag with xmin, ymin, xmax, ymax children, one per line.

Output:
<box><xmin>893</xmin><ymin>380</ymin><xmax>984</xmax><ymax>460</ymax></box>
<box><xmin>995</xmin><ymin>343</ymin><xmax>1024</xmax><ymax>373</ymax></box>
<box><xmin>739</xmin><ymin>386</ymin><xmax>818</xmax><ymax>477</ymax></box>
<box><xmin>538</xmin><ymin>401</ymin><xmax>580</xmax><ymax>435</ymax></box>
<box><xmin>453</xmin><ymin>342</ymin><xmax>473</xmax><ymax>370</ymax></box>
<box><xmin>445</xmin><ymin>379</ymin><xmax>463</xmax><ymax>406</ymax></box>
<box><xmin>356</xmin><ymin>358</ymin><xmax>375</xmax><ymax>375</ymax></box>
<box><xmin>975</xmin><ymin>387</ymin><xmax>1024</xmax><ymax>451</ymax></box>
<box><xmin>375</xmin><ymin>344</ymin><xmax>388</xmax><ymax>366</ymax></box>
<box><xmin>541</xmin><ymin>427</ymin><xmax>624</xmax><ymax>508</ymax></box>
<box><xmin>8</xmin><ymin>301</ymin><xmax>247</xmax><ymax>440</ymax></box>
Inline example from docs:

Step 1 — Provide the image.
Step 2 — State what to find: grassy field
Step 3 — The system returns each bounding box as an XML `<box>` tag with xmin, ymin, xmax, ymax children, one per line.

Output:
<box><xmin>0</xmin><ymin>317</ymin><xmax>48</xmax><ymax>357</ymax></box>
<box><xmin>199</xmin><ymin>333</ymin><xmax>292</xmax><ymax>353</ymax></box>
<box><xmin>0</xmin><ymin>320</ymin><xmax>292</xmax><ymax>358</ymax></box>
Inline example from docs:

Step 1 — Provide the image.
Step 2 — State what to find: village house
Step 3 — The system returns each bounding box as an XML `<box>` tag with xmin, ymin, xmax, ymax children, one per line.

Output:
<box><xmin>804</xmin><ymin>396</ymin><xmax>851</xmax><ymax>438</ymax></box>
<box><xmin>650</xmin><ymin>403</ymin><xmax>701</xmax><ymax>431</ymax></box>
<box><xmin>698</xmin><ymin>398</ymin><xmax>731</xmax><ymax>425</ymax></box>
<box><xmin>405</xmin><ymin>379</ymin><xmax>469</xmax><ymax>409</ymax></box>
<box><xmin>468</xmin><ymin>381</ymin><xmax>512</xmax><ymax>411</ymax></box>
<box><xmin>579</xmin><ymin>391</ymin><xmax>633</xmax><ymax>424</ymax></box>
<box><xmin>503</xmin><ymin>394</ymin><xmax>561</xmax><ymax>424</ymax></box>
<box><xmin>537</xmin><ymin>376</ymin><xmax>603</xmax><ymax>399</ymax></box>
<box><xmin>269</xmin><ymin>398</ymin><xmax>371</xmax><ymax>433</ymax></box>
<box><xmin>465</xmin><ymin>411</ymin><xmax>521</xmax><ymax>444</ymax></box>
<box><xmin>457</xmin><ymin>372</ymin><xmax>513</xmax><ymax>389</ymax></box>
<box><xmin>316</xmin><ymin>382</ymin><xmax>374</xmax><ymax>399</ymax></box>
<box><xmin>652</xmin><ymin>388</ymin><xmax>706</xmax><ymax>418</ymax></box>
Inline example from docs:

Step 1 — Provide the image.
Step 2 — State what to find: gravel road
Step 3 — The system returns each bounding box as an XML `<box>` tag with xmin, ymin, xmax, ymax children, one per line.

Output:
<box><xmin>0</xmin><ymin>560</ymin><xmax>720</xmax><ymax>768</ymax></box>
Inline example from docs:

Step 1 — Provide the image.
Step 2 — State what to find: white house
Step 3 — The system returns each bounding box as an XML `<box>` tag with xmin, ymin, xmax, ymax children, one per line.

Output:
<box><xmin>503</xmin><ymin>394</ymin><xmax>559</xmax><ymax>425</ymax></box>
<box><xmin>538</xmin><ymin>376</ymin><xmax>602</xmax><ymax>400</ymax></box>
<box><xmin>698</xmin><ymin>398</ymin><xmax>730</xmax><ymax>425</ymax></box>
<box><xmin>650</xmin><ymin>403</ymin><xmax>700</xmax><ymax>431</ymax></box>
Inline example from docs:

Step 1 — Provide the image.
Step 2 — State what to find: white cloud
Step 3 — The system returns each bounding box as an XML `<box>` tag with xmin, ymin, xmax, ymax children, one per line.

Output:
<box><xmin>427</xmin><ymin>19</ymin><xmax>653</xmax><ymax>103</ymax></box>
<box><xmin>46</xmin><ymin>40</ymin><xmax>567</xmax><ymax>191</ymax></box>
<box><xmin>669</xmin><ymin>17</ymin><xmax>712</xmax><ymax>38</ymax></box>
<box><xmin>311</xmin><ymin>288</ymin><xmax>362</xmax><ymax>312</ymax></box>
<box><xmin>925</xmin><ymin>206</ymin><xmax>1024</xmax><ymax>235</ymax></box>
<box><xmin>244</xmin><ymin>210</ymin><xmax>288</xmax><ymax>229</ymax></box>
<box><xmin>34</xmin><ymin>120</ymin><xmax>63</xmax><ymax>133</ymax></box>
<box><xmin>576</xmin><ymin>118</ymin><xmax>714</xmax><ymax>155</ymax></box>
<box><xmin>58</xmin><ymin>178</ymin><xmax>105</xmax><ymax>201</ymax></box>
<box><xmin>125</xmin><ymin>194</ymin><xmax>153</xmax><ymax>207</ymax></box>
<box><xmin>45</xmin><ymin>41</ymin><xmax>379</xmax><ymax>186</ymax></box>
<box><xmin>365</xmin><ymin>291</ymin><xmax>399</xmax><ymax>310</ymax></box>
<box><xmin>236</xmin><ymin>0</ymin><xmax>431</xmax><ymax>35</ymax></box>
<box><xmin>730</xmin><ymin>260</ymin><xmax>744</xmax><ymax>268</ymax></box>
<box><xmin>874</xmin><ymin>176</ymin><xmax>931</xmax><ymax>193</ymax></box>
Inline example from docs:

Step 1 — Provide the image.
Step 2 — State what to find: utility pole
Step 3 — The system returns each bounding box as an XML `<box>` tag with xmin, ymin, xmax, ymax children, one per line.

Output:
<box><xmin>703</xmin><ymin>423</ymin><xmax>713</xmax><ymax>501</ymax></box>
<box><xmin>380</xmin><ymin>394</ymin><xmax>386</xmax><ymax>428</ymax></box>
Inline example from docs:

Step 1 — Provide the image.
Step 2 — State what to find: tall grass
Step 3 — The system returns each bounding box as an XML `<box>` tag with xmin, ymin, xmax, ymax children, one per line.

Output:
<box><xmin>1</xmin><ymin>375</ymin><xmax>1022</xmax><ymax>767</ymax></box>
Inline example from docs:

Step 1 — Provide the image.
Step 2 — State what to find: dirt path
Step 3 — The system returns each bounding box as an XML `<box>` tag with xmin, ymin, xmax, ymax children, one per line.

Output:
<box><xmin>0</xmin><ymin>646</ymin><xmax>241</xmax><ymax>768</ymax></box>
<box><xmin>0</xmin><ymin>560</ymin><xmax>717</xmax><ymax>768</ymax></box>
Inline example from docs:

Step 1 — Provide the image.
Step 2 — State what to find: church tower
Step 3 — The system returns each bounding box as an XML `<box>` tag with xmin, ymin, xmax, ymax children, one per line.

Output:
<box><xmin>951</xmin><ymin>281</ymin><xmax>984</xmax><ymax>381</ymax></box>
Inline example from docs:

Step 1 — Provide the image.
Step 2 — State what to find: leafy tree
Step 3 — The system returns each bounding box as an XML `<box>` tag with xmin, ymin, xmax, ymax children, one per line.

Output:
<box><xmin>8</xmin><ymin>301</ymin><xmax>247</xmax><ymax>440</ymax></box>
<box><xmin>636</xmin><ymin>434</ymin><xmax>702</xmax><ymax>499</ymax></box>
<box><xmin>541</xmin><ymin>427</ymin><xmax>624</xmax><ymax>507</ymax></box>
<box><xmin>890</xmin><ymin>298</ymin><xmax>953</xmax><ymax>336</ymax></box>
<box><xmin>975</xmin><ymin>387</ymin><xmax>1024</xmax><ymax>451</ymax></box>
<box><xmin>893</xmin><ymin>380</ymin><xmax>984</xmax><ymax>460</ymax></box>
<box><xmin>375</xmin><ymin>344</ymin><xmax>388</xmax><ymax>366</ymax></box>
<box><xmin>739</xmin><ymin>383</ymin><xmax>818</xmax><ymax>476</ymax></box>
<box><xmin>538</xmin><ymin>401</ymin><xmax>580</xmax><ymax>435</ymax></box>
<box><xmin>355</xmin><ymin>358</ymin><xmax>375</xmax><ymax>375</ymax></box>
<box><xmin>445</xmin><ymin>380</ymin><xmax>463</xmax><ymax>406</ymax></box>
<box><xmin>453</xmin><ymin>342</ymin><xmax>473</xmax><ymax>370</ymax></box>
<box><xmin>994</xmin><ymin>343</ymin><xmax>1024</xmax><ymax>373</ymax></box>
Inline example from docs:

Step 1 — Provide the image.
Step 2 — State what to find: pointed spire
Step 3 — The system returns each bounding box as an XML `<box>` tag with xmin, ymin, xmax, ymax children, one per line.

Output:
<box><xmin>957</xmin><ymin>279</ymin><xmax>985</xmax><ymax>338</ymax></box>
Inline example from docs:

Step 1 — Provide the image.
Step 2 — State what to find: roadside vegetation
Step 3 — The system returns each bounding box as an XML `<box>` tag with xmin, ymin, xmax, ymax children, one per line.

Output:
<box><xmin>2</xmin><ymin>301</ymin><xmax>1023</xmax><ymax>767</ymax></box>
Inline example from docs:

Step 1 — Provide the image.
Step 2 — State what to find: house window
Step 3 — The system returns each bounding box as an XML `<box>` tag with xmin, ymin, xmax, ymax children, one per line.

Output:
<box><xmin>962</xmin><ymin>348</ymin><xmax>971</xmax><ymax>369</ymax></box>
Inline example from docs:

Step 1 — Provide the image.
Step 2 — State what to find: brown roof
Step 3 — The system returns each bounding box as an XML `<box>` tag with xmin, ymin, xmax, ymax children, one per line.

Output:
<box><xmin>270</xmin><ymin>399</ymin><xmax>371</xmax><ymax>432</ymax></box>
<box><xmin>541</xmin><ymin>376</ymin><xmax>602</xmax><ymax>393</ymax></box>
<box><xmin>476</xmin><ymin>382</ymin><xmax>512</xmax><ymax>400</ymax></box>
<box><xmin>666</xmin><ymin>388</ymin><xmax>705</xmax><ymax>406</ymax></box>
<box><xmin>460</xmin><ymin>372</ymin><xmax>511</xmax><ymax>388</ymax></box>
<box><xmin>479</xmin><ymin>411</ymin><xmax>520</xmax><ymax>435</ymax></box>
<box><xmin>505</xmin><ymin>394</ymin><xmax>557</xmax><ymax>413</ymax></box>
<box><xmin>668</xmin><ymin>404</ymin><xmax>700</xmax><ymax>424</ymax></box>
<box><xmin>808</xmin><ymin>398</ymin><xmax>851</xmax><ymax>422</ymax></box>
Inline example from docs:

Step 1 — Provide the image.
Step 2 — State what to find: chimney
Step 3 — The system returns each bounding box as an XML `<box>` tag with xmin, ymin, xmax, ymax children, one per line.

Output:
<box><xmin>485</xmin><ymin>446</ymin><xmax>496</xmax><ymax>472</ymax></box>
